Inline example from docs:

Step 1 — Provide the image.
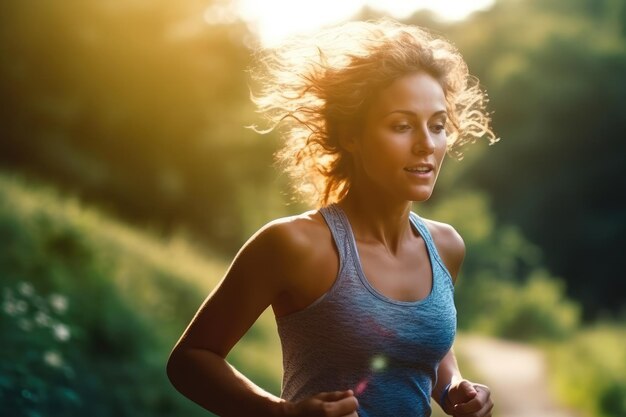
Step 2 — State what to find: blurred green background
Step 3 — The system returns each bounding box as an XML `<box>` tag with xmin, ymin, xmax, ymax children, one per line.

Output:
<box><xmin>1</xmin><ymin>0</ymin><xmax>624</xmax><ymax>416</ymax></box>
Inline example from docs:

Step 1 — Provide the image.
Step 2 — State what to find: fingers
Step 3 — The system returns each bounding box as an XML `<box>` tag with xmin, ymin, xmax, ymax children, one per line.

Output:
<box><xmin>453</xmin><ymin>384</ymin><xmax>493</xmax><ymax>417</ymax></box>
<box><xmin>294</xmin><ymin>390</ymin><xmax>359</xmax><ymax>416</ymax></box>
<box><xmin>315</xmin><ymin>390</ymin><xmax>355</xmax><ymax>402</ymax></box>
<box><xmin>321</xmin><ymin>394</ymin><xmax>359</xmax><ymax>416</ymax></box>
<box><xmin>448</xmin><ymin>379</ymin><xmax>477</xmax><ymax>405</ymax></box>
<box><xmin>460</xmin><ymin>380</ymin><xmax>478</xmax><ymax>397</ymax></box>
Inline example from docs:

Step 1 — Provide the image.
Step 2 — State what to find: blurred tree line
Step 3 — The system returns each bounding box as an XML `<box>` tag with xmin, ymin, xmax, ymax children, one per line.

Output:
<box><xmin>0</xmin><ymin>0</ymin><xmax>287</xmax><ymax>254</ymax></box>
<box><xmin>1</xmin><ymin>0</ymin><xmax>625</xmax><ymax>319</ymax></box>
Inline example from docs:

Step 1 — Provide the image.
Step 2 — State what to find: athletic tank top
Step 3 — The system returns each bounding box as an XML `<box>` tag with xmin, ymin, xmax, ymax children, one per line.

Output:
<box><xmin>276</xmin><ymin>204</ymin><xmax>457</xmax><ymax>417</ymax></box>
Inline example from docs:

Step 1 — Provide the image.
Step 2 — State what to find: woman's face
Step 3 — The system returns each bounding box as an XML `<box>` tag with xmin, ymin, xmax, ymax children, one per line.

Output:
<box><xmin>346</xmin><ymin>71</ymin><xmax>448</xmax><ymax>203</ymax></box>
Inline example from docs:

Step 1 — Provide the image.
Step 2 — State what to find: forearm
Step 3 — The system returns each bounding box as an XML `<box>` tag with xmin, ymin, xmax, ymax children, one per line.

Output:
<box><xmin>167</xmin><ymin>347</ymin><xmax>285</xmax><ymax>417</ymax></box>
<box><xmin>433</xmin><ymin>348</ymin><xmax>463</xmax><ymax>414</ymax></box>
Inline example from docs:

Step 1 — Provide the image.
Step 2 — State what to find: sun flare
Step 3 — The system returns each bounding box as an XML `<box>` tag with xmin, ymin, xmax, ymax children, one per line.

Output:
<box><xmin>233</xmin><ymin>0</ymin><xmax>495</xmax><ymax>46</ymax></box>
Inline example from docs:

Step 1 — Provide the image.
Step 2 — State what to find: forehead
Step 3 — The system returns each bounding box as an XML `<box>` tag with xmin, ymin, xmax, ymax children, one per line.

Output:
<box><xmin>369</xmin><ymin>72</ymin><xmax>447</xmax><ymax>116</ymax></box>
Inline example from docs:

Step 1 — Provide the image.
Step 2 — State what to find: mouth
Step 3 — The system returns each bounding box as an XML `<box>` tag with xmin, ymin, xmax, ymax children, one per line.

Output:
<box><xmin>404</xmin><ymin>163</ymin><xmax>434</xmax><ymax>175</ymax></box>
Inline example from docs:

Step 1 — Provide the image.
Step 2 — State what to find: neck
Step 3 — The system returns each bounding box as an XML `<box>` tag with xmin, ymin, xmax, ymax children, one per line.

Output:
<box><xmin>337</xmin><ymin>190</ymin><xmax>415</xmax><ymax>254</ymax></box>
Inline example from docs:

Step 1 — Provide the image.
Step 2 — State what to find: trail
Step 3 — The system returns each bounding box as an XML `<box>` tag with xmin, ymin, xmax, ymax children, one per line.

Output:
<box><xmin>454</xmin><ymin>335</ymin><xmax>582</xmax><ymax>417</ymax></box>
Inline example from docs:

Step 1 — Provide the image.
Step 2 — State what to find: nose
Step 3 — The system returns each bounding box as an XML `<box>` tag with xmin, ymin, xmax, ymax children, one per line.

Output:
<box><xmin>411</xmin><ymin>127</ymin><xmax>436</xmax><ymax>155</ymax></box>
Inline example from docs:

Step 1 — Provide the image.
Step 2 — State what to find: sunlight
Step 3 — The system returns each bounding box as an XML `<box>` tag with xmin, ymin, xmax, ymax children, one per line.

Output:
<box><xmin>234</xmin><ymin>0</ymin><xmax>495</xmax><ymax>46</ymax></box>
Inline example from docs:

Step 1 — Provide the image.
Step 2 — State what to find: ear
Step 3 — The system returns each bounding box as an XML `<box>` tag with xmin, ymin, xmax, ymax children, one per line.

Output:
<box><xmin>339</xmin><ymin>132</ymin><xmax>359</xmax><ymax>153</ymax></box>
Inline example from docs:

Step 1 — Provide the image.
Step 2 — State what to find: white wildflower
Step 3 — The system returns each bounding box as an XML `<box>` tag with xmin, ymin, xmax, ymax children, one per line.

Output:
<box><xmin>52</xmin><ymin>323</ymin><xmax>71</xmax><ymax>342</ymax></box>
<box><xmin>49</xmin><ymin>294</ymin><xmax>68</xmax><ymax>314</ymax></box>
<box><xmin>18</xmin><ymin>282</ymin><xmax>34</xmax><ymax>297</ymax></box>
<box><xmin>3</xmin><ymin>300</ymin><xmax>17</xmax><ymax>315</ymax></box>
<box><xmin>34</xmin><ymin>311</ymin><xmax>52</xmax><ymax>327</ymax></box>
<box><xmin>43</xmin><ymin>350</ymin><xmax>64</xmax><ymax>368</ymax></box>
<box><xmin>14</xmin><ymin>300</ymin><xmax>28</xmax><ymax>314</ymax></box>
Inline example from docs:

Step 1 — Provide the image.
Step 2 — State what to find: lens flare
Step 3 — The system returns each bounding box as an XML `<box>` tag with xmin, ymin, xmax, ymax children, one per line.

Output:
<box><xmin>371</xmin><ymin>354</ymin><xmax>387</xmax><ymax>371</ymax></box>
<box><xmin>355</xmin><ymin>378</ymin><xmax>369</xmax><ymax>395</ymax></box>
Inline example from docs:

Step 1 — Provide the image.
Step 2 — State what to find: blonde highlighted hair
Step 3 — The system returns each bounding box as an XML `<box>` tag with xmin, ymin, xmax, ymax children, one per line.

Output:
<box><xmin>251</xmin><ymin>19</ymin><xmax>497</xmax><ymax>207</ymax></box>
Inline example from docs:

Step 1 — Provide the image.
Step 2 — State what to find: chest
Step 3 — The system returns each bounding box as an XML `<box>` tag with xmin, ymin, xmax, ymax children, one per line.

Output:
<box><xmin>357</xmin><ymin>236</ymin><xmax>433</xmax><ymax>302</ymax></box>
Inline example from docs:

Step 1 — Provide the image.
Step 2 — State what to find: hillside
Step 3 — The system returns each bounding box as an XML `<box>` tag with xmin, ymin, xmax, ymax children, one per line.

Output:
<box><xmin>0</xmin><ymin>172</ymin><xmax>282</xmax><ymax>416</ymax></box>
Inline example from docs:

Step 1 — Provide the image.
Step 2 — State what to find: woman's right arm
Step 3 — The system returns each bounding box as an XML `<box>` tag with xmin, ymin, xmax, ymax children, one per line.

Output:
<box><xmin>166</xmin><ymin>219</ymin><xmax>359</xmax><ymax>417</ymax></box>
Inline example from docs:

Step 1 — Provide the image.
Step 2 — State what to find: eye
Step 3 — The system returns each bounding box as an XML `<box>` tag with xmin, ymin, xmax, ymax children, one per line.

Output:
<box><xmin>392</xmin><ymin>123</ymin><xmax>412</xmax><ymax>133</ymax></box>
<box><xmin>429</xmin><ymin>122</ymin><xmax>446</xmax><ymax>134</ymax></box>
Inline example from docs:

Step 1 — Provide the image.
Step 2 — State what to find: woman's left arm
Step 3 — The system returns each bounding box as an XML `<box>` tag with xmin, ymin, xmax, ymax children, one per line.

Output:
<box><xmin>427</xmin><ymin>220</ymin><xmax>494</xmax><ymax>417</ymax></box>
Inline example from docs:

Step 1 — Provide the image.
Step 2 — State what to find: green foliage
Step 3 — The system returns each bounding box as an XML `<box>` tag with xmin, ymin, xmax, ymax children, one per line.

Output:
<box><xmin>467</xmin><ymin>271</ymin><xmax>580</xmax><ymax>341</ymax></box>
<box><xmin>548</xmin><ymin>324</ymin><xmax>626</xmax><ymax>417</ymax></box>
<box><xmin>0</xmin><ymin>173</ymin><xmax>282</xmax><ymax>416</ymax></box>
<box><xmin>0</xmin><ymin>0</ymin><xmax>289</xmax><ymax>253</ymax></box>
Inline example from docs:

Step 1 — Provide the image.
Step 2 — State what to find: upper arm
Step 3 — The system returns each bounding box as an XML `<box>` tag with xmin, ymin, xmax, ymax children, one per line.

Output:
<box><xmin>425</xmin><ymin>220</ymin><xmax>465</xmax><ymax>284</ymax></box>
<box><xmin>172</xmin><ymin>219</ymin><xmax>309</xmax><ymax>358</ymax></box>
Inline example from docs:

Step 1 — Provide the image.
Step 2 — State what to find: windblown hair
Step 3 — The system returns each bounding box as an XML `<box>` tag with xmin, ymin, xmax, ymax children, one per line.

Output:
<box><xmin>251</xmin><ymin>19</ymin><xmax>497</xmax><ymax>207</ymax></box>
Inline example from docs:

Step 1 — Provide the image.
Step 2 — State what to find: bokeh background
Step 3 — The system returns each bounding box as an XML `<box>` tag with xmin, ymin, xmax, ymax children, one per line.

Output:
<box><xmin>1</xmin><ymin>0</ymin><xmax>624</xmax><ymax>416</ymax></box>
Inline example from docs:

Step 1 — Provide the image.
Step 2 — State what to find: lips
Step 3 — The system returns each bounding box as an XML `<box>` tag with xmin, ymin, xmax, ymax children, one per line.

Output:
<box><xmin>404</xmin><ymin>163</ymin><xmax>434</xmax><ymax>174</ymax></box>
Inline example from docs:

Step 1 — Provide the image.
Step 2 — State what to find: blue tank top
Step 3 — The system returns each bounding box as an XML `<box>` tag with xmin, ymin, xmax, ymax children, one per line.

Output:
<box><xmin>276</xmin><ymin>204</ymin><xmax>457</xmax><ymax>417</ymax></box>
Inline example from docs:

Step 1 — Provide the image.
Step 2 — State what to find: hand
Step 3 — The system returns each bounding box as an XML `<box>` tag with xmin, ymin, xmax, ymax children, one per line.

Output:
<box><xmin>446</xmin><ymin>380</ymin><xmax>493</xmax><ymax>417</ymax></box>
<box><xmin>283</xmin><ymin>390</ymin><xmax>359</xmax><ymax>417</ymax></box>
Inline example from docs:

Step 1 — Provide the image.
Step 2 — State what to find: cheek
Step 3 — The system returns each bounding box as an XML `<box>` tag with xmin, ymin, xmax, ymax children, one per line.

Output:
<box><xmin>358</xmin><ymin>131</ymin><xmax>395</xmax><ymax>159</ymax></box>
<box><xmin>436</xmin><ymin>137</ymin><xmax>448</xmax><ymax>157</ymax></box>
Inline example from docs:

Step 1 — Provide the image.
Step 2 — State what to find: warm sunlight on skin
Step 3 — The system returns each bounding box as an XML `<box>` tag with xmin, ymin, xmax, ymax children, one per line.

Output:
<box><xmin>233</xmin><ymin>0</ymin><xmax>495</xmax><ymax>46</ymax></box>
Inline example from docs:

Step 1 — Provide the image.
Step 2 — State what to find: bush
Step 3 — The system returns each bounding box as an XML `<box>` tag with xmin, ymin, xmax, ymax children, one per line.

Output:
<box><xmin>467</xmin><ymin>271</ymin><xmax>580</xmax><ymax>341</ymax></box>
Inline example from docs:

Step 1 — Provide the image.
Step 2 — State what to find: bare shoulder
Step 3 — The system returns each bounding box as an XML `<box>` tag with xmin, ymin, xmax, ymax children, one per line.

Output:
<box><xmin>249</xmin><ymin>209</ymin><xmax>336</xmax><ymax>316</ymax></box>
<box><xmin>421</xmin><ymin>218</ymin><xmax>465</xmax><ymax>283</ymax></box>
<box><xmin>222</xmin><ymin>210</ymin><xmax>328</xmax><ymax>292</ymax></box>
<box><xmin>246</xmin><ymin>211</ymin><xmax>335</xmax><ymax>282</ymax></box>
<box><xmin>252</xmin><ymin>209</ymin><xmax>330</xmax><ymax>264</ymax></box>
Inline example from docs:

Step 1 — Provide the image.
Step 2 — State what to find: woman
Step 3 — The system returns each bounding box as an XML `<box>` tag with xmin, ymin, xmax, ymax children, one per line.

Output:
<box><xmin>167</xmin><ymin>19</ymin><xmax>497</xmax><ymax>417</ymax></box>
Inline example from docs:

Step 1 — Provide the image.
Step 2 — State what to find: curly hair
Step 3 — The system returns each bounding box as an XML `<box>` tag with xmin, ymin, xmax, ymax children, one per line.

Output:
<box><xmin>251</xmin><ymin>19</ymin><xmax>497</xmax><ymax>207</ymax></box>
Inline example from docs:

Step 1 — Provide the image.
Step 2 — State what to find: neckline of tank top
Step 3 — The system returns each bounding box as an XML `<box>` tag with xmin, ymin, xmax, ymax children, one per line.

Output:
<box><xmin>328</xmin><ymin>204</ymin><xmax>437</xmax><ymax>307</ymax></box>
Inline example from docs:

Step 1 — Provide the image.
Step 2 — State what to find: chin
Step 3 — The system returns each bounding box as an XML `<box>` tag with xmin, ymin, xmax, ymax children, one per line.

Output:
<box><xmin>407</xmin><ymin>187</ymin><xmax>435</xmax><ymax>202</ymax></box>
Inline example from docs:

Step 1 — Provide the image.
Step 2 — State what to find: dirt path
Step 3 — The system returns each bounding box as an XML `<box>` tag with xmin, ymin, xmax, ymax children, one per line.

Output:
<box><xmin>454</xmin><ymin>335</ymin><xmax>582</xmax><ymax>417</ymax></box>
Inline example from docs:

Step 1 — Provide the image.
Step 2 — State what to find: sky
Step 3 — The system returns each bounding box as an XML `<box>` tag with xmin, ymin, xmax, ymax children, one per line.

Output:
<box><xmin>232</xmin><ymin>0</ymin><xmax>495</xmax><ymax>46</ymax></box>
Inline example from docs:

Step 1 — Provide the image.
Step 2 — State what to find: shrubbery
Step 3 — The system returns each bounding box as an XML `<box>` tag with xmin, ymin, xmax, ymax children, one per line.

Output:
<box><xmin>0</xmin><ymin>173</ymin><xmax>281</xmax><ymax>416</ymax></box>
<box><xmin>462</xmin><ymin>271</ymin><xmax>580</xmax><ymax>341</ymax></box>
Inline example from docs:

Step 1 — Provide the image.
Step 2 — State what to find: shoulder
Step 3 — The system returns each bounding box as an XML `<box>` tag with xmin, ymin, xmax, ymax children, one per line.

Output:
<box><xmin>252</xmin><ymin>210</ymin><xmax>329</xmax><ymax>257</ymax></box>
<box><xmin>241</xmin><ymin>209</ymin><xmax>333</xmax><ymax>281</ymax></box>
<box><xmin>239</xmin><ymin>209</ymin><xmax>337</xmax><ymax>316</ymax></box>
<box><xmin>420</xmin><ymin>217</ymin><xmax>465</xmax><ymax>283</ymax></box>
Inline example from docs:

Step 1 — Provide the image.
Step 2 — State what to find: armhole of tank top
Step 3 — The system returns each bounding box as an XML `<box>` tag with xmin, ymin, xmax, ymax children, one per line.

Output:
<box><xmin>275</xmin><ymin>206</ymin><xmax>346</xmax><ymax>323</ymax></box>
<box><xmin>319</xmin><ymin>205</ymin><xmax>346</xmax><ymax>280</ymax></box>
<box><xmin>409</xmin><ymin>212</ymin><xmax>455</xmax><ymax>287</ymax></box>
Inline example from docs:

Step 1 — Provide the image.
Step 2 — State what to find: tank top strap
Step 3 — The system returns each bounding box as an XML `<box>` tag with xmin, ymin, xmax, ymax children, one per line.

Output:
<box><xmin>409</xmin><ymin>211</ymin><xmax>451</xmax><ymax>278</ymax></box>
<box><xmin>319</xmin><ymin>204</ymin><xmax>353</xmax><ymax>271</ymax></box>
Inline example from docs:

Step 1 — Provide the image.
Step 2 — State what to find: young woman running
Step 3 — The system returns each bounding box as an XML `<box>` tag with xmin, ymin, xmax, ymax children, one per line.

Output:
<box><xmin>167</xmin><ymin>19</ymin><xmax>497</xmax><ymax>417</ymax></box>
